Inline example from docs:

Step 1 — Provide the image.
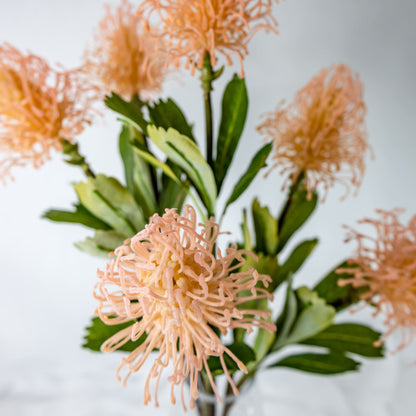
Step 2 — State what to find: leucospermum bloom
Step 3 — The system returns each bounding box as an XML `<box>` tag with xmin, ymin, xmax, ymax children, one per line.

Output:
<box><xmin>140</xmin><ymin>0</ymin><xmax>279</xmax><ymax>75</ymax></box>
<box><xmin>338</xmin><ymin>209</ymin><xmax>416</xmax><ymax>350</ymax></box>
<box><xmin>0</xmin><ymin>44</ymin><xmax>97</xmax><ymax>181</ymax></box>
<box><xmin>84</xmin><ymin>0</ymin><xmax>169</xmax><ymax>100</ymax></box>
<box><xmin>94</xmin><ymin>205</ymin><xmax>275</xmax><ymax>409</ymax></box>
<box><xmin>258</xmin><ymin>64</ymin><xmax>369</xmax><ymax>199</ymax></box>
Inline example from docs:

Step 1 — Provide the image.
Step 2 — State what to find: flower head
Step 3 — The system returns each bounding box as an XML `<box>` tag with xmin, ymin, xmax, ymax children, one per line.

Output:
<box><xmin>338</xmin><ymin>209</ymin><xmax>416</xmax><ymax>350</ymax></box>
<box><xmin>0</xmin><ymin>44</ymin><xmax>97</xmax><ymax>182</ymax></box>
<box><xmin>95</xmin><ymin>205</ymin><xmax>274</xmax><ymax>409</ymax></box>
<box><xmin>140</xmin><ymin>0</ymin><xmax>279</xmax><ymax>76</ymax></box>
<box><xmin>84</xmin><ymin>0</ymin><xmax>169</xmax><ymax>100</ymax></box>
<box><xmin>257</xmin><ymin>64</ymin><xmax>369</xmax><ymax>199</ymax></box>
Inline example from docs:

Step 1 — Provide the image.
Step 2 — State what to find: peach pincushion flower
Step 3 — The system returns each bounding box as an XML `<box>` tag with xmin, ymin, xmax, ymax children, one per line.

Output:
<box><xmin>0</xmin><ymin>44</ymin><xmax>97</xmax><ymax>181</ymax></box>
<box><xmin>257</xmin><ymin>64</ymin><xmax>369</xmax><ymax>199</ymax></box>
<box><xmin>338</xmin><ymin>209</ymin><xmax>416</xmax><ymax>350</ymax></box>
<box><xmin>84</xmin><ymin>0</ymin><xmax>168</xmax><ymax>100</ymax></box>
<box><xmin>140</xmin><ymin>0</ymin><xmax>279</xmax><ymax>75</ymax></box>
<box><xmin>94</xmin><ymin>205</ymin><xmax>274</xmax><ymax>409</ymax></box>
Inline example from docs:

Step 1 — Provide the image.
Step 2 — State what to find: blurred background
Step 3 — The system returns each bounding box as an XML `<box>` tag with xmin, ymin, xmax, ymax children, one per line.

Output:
<box><xmin>0</xmin><ymin>0</ymin><xmax>415</xmax><ymax>414</ymax></box>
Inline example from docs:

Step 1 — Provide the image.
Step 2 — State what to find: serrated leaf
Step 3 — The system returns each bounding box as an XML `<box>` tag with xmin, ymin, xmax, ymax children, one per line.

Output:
<box><xmin>42</xmin><ymin>204</ymin><xmax>111</xmax><ymax>230</ymax></box>
<box><xmin>277</xmin><ymin>184</ymin><xmax>318</xmax><ymax>253</ymax></box>
<box><xmin>314</xmin><ymin>261</ymin><xmax>362</xmax><ymax>311</ymax></box>
<box><xmin>270</xmin><ymin>352</ymin><xmax>360</xmax><ymax>374</ymax></box>
<box><xmin>105</xmin><ymin>93</ymin><xmax>148</xmax><ymax>132</ymax></box>
<box><xmin>272</xmin><ymin>239</ymin><xmax>318</xmax><ymax>291</ymax></box>
<box><xmin>251</xmin><ymin>197</ymin><xmax>278</xmax><ymax>256</ymax></box>
<box><xmin>147</xmin><ymin>125</ymin><xmax>217</xmax><ymax>214</ymax></box>
<box><xmin>147</xmin><ymin>98</ymin><xmax>195</xmax><ymax>141</ymax></box>
<box><xmin>222</xmin><ymin>143</ymin><xmax>272</xmax><ymax>216</ymax></box>
<box><xmin>215</xmin><ymin>74</ymin><xmax>249</xmax><ymax>190</ymax></box>
<box><xmin>83</xmin><ymin>317</ymin><xmax>147</xmax><ymax>353</ymax></box>
<box><xmin>206</xmin><ymin>343</ymin><xmax>256</xmax><ymax>377</ymax></box>
<box><xmin>119</xmin><ymin>125</ymin><xmax>157</xmax><ymax>218</ymax></box>
<box><xmin>301</xmin><ymin>323</ymin><xmax>384</xmax><ymax>358</ymax></box>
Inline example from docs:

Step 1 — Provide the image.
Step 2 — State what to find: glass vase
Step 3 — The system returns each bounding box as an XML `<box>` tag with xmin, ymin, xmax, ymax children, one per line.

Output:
<box><xmin>192</xmin><ymin>378</ymin><xmax>260</xmax><ymax>416</ymax></box>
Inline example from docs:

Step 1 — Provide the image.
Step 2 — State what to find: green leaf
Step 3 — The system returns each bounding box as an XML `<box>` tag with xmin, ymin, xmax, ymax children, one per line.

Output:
<box><xmin>273</xmin><ymin>287</ymin><xmax>336</xmax><ymax>350</ymax></box>
<box><xmin>207</xmin><ymin>343</ymin><xmax>256</xmax><ymax>377</ymax></box>
<box><xmin>74</xmin><ymin>180</ymin><xmax>135</xmax><ymax>238</ymax></box>
<box><xmin>277</xmin><ymin>187</ymin><xmax>318</xmax><ymax>253</ymax></box>
<box><xmin>271</xmin><ymin>352</ymin><xmax>360</xmax><ymax>374</ymax></box>
<box><xmin>75</xmin><ymin>230</ymin><xmax>126</xmax><ymax>257</ymax></box>
<box><xmin>132</xmin><ymin>144</ymin><xmax>182</xmax><ymax>185</ymax></box>
<box><xmin>105</xmin><ymin>93</ymin><xmax>148</xmax><ymax>132</ymax></box>
<box><xmin>93</xmin><ymin>174</ymin><xmax>145</xmax><ymax>231</ymax></box>
<box><xmin>42</xmin><ymin>204</ymin><xmax>111</xmax><ymax>230</ymax></box>
<box><xmin>119</xmin><ymin>125</ymin><xmax>157</xmax><ymax>218</ymax></box>
<box><xmin>215</xmin><ymin>74</ymin><xmax>249</xmax><ymax>190</ymax></box>
<box><xmin>301</xmin><ymin>323</ymin><xmax>384</xmax><ymax>358</ymax></box>
<box><xmin>83</xmin><ymin>317</ymin><xmax>147</xmax><ymax>353</ymax></box>
<box><xmin>240</xmin><ymin>209</ymin><xmax>253</xmax><ymax>251</ymax></box>
<box><xmin>314</xmin><ymin>261</ymin><xmax>363</xmax><ymax>311</ymax></box>
<box><xmin>274</xmin><ymin>280</ymin><xmax>298</xmax><ymax>347</ymax></box>
<box><xmin>147</xmin><ymin>98</ymin><xmax>195</xmax><ymax>141</ymax></box>
<box><xmin>251</xmin><ymin>197</ymin><xmax>278</xmax><ymax>256</ymax></box>
<box><xmin>159</xmin><ymin>162</ymin><xmax>188</xmax><ymax>213</ymax></box>
<box><xmin>222</xmin><ymin>143</ymin><xmax>272</xmax><ymax>216</ymax></box>
<box><xmin>147</xmin><ymin>125</ymin><xmax>217</xmax><ymax>214</ymax></box>
<box><xmin>272</xmin><ymin>239</ymin><xmax>318</xmax><ymax>291</ymax></box>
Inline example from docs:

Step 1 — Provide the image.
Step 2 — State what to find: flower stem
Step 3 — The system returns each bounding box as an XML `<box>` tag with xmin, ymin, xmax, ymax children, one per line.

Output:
<box><xmin>60</xmin><ymin>139</ymin><xmax>95</xmax><ymax>178</ymax></box>
<box><xmin>200</xmin><ymin>52</ymin><xmax>215</xmax><ymax>170</ymax></box>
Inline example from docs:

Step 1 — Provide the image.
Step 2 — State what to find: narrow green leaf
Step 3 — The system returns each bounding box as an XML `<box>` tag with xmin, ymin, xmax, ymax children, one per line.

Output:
<box><xmin>105</xmin><ymin>93</ymin><xmax>148</xmax><ymax>132</ymax></box>
<box><xmin>215</xmin><ymin>74</ymin><xmax>249</xmax><ymax>189</ymax></box>
<box><xmin>301</xmin><ymin>323</ymin><xmax>384</xmax><ymax>358</ymax></box>
<box><xmin>75</xmin><ymin>230</ymin><xmax>126</xmax><ymax>257</ymax></box>
<box><xmin>119</xmin><ymin>126</ymin><xmax>157</xmax><ymax>218</ymax></box>
<box><xmin>147</xmin><ymin>98</ymin><xmax>195</xmax><ymax>141</ymax></box>
<box><xmin>83</xmin><ymin>317</ymin><xmax>147</xmax><ymax>353</ymax></box>
<box><xmin>42</xmin><ymin>204</ymin><xmax>111</xmax><ymax>230</ymax></box>
<box><xmin>147</xmin><ymin>125</ymin><xmax>217</xmax><ymax>214</ymax></box>
<box><xmin>273</xmin><ymin>280</ymin><xmax>298</xmax><ymax>348</ymax></box>
<box><xmin>251</xmin><ymin>197</ymin><xmax>278</xmax><ymax>256</ymax></box>
<box><xmin>223</xmin><ymin>143</ymin><xmax>272</xmax><ymax>216</ymax></box>
<box><xmin>75</xmin><ymin>238</ymin><xmax>112</xmax><ymax>258</ymax></box>
<box><xmin>273</xmin><ymin>286</ymin><xmax>335</xmax><ymax>350</ymax></box>
<box><xmin>272</xmin><ymin>239</ymin><xmax>318</xmax><ymax>291</ymax></box>
<box><xmin>277</xmin><ymin>188</ymin><xmax>318</xmax><ymax>253</ymax></box>
<box><xmin>93</xmin><ymin>174</ymin><xmax>145</xmax><ymax>232</ymax></box>
<box><xmin>159</xmin><ymin>162</ymin><xmax>188</xmax><ymax>213</ymax></box>
<box><xmin>314</xmin><ymin>261</ymin><xmax>363</xmax><ymax>311</ymax></box>
<box><xmin>73</xmin><ymin>180</ymin><xmax>135</xmax><ymax>237</ymax></box>
<box><xmin>271</xmin><ymin>352</ymin><xmax>360</xmax><ymax>374</ymax></box>
<box><xmin>132</xmin><ymin>144</ymin><xmax>182</xmax><ymax>185</ymax></box>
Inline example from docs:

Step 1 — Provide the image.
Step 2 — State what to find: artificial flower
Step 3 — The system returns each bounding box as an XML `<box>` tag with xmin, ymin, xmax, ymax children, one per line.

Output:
<box><xmin>94</xmin><ymin>205</ymin><xmax>275</xmax><ymax>409</ymax></box>
<box><xmin>338</xmin><ymin>209</ymin><xmax>416</xmax><ymax>350</ymax></box>
<box><xmin>258</xmin><ymin>64</ymin><xmax>369</xmax><ymax>199</ymax></box>
<box><xmin>140</xmin><ymin>0</ymin><xmax>279</xmax><ymax>75</ymax></box>
<box><xmin>0</xmin><ymin>44</ymin><xmax>97</xmax><ymax>181</ymax></box>
<box><xmin>84</xmin><ymin>0</ymin><xmax>168</xmax><ymax>100</ymax></box>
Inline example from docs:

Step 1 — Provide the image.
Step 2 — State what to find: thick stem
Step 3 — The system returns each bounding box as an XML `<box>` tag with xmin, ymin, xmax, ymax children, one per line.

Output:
<box><xmin>200</xmin><ymin>52</ymin><xmax>215</xmax><ymax>171</ymax></box>
<box><xmin>60</xmin><ymin>139</ymin><xmax>95</xmax><ymax>178</ymax></box>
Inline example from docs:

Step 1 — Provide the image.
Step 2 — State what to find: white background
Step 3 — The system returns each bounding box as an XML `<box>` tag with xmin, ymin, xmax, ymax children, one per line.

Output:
<box><xmin>1</xmin><ymin>0</ymin><xmax>416</xmax><ymax>414</ymax></box>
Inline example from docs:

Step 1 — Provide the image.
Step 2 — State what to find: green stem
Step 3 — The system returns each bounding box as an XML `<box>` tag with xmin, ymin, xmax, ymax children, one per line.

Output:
<box><xmin>60</xmin><ymin>139</ymin><xmax>95</xmax><ymax>178</ymax></box>
<box><xmin>200</xmin><ymin>52</ymin><xmax>215</xmax><ymax>171</ymax></box>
